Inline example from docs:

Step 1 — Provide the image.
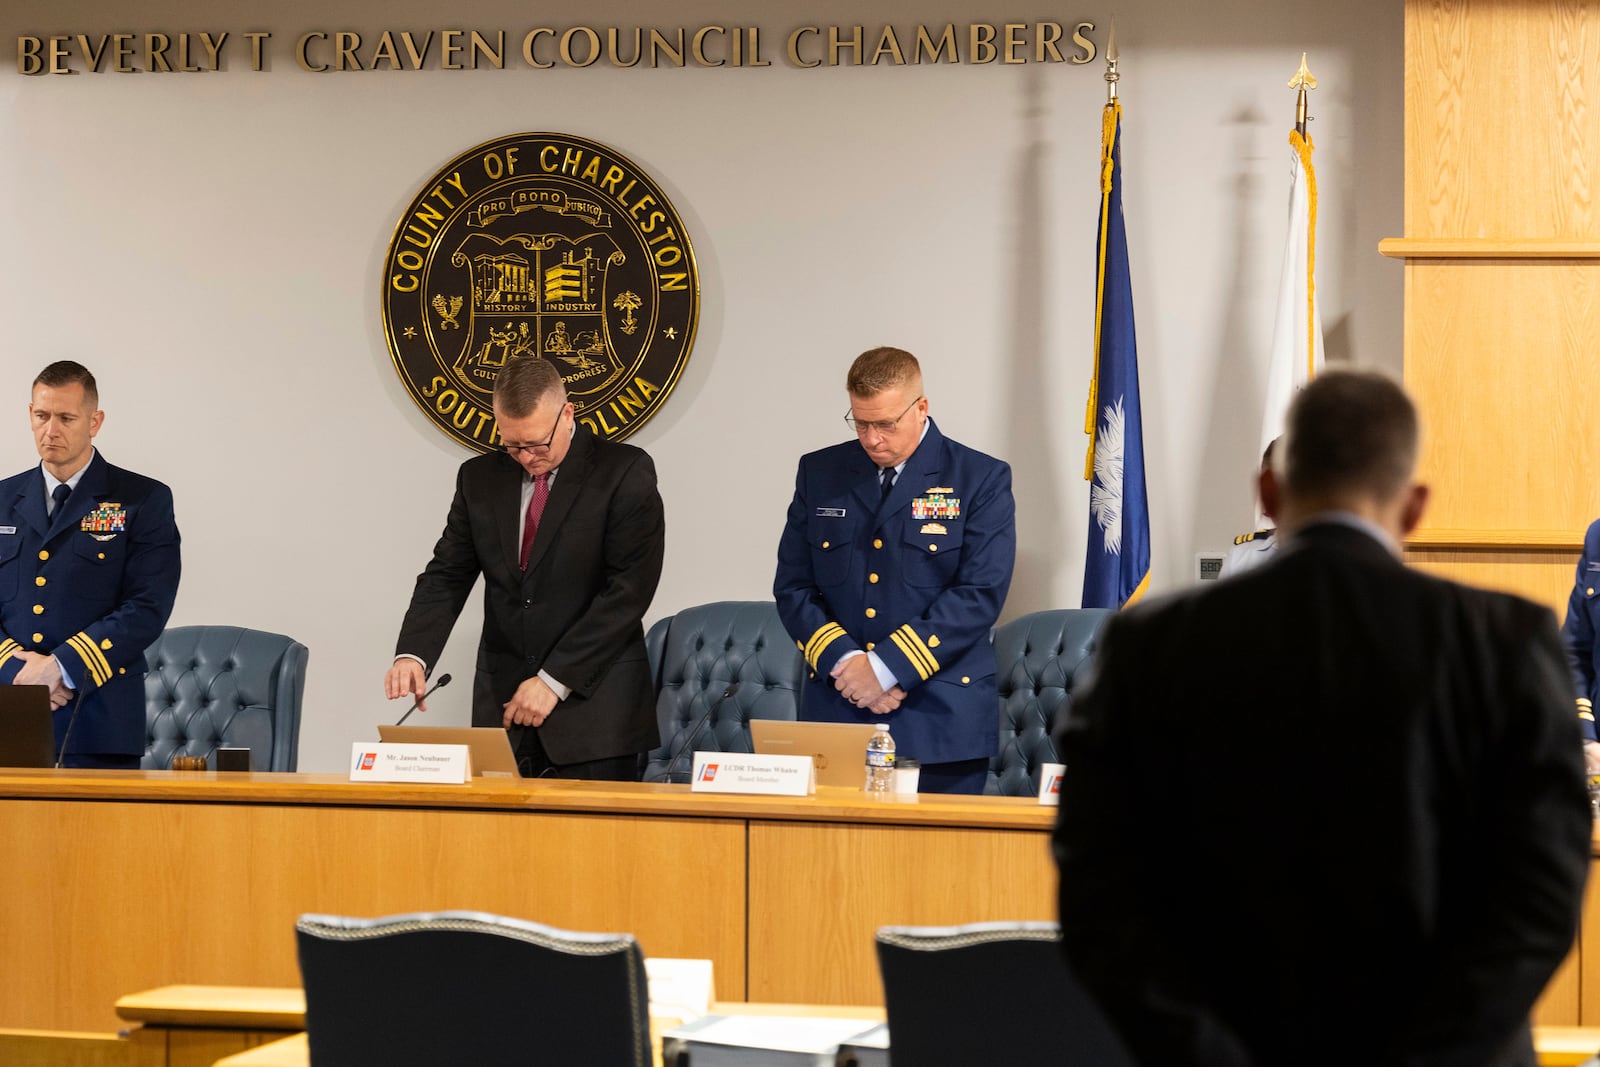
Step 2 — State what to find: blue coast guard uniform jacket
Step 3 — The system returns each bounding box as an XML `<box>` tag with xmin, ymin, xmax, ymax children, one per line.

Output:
<box><xmin>1560</xmin><ymin>518</ymin><xmax>1600</xmax><ymax>743</ymax></box>
<box><xmin>774</xmin><ymin>419</ymin><xmax>1015</xmax><ymax>765</ymax></box>
<box><xmin>0</xmin><ymin>452</ymin><xmax>181</xmax><ymax>757</ymax></box>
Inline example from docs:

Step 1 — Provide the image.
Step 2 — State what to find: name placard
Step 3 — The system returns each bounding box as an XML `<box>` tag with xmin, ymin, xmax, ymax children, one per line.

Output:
<box><xmin>350</xmin><ymin>742</ymin><xmax>472</xmax><ymax>784</ymax></box>
<box><xmin>1037</xmin><ymin>762</ymin><xmax>1065</xmax><ymax>806</ymax></box>
<box><xmin>690</xmin><ymin>752</ymin><xmax>815</xmax><ymax>796</ymax></box>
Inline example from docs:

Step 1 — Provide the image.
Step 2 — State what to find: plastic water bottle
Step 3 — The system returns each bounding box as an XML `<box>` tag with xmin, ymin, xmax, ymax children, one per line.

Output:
<box><xmin>865</xmin><ymin>723</ymin><xmax>896</xmax><ymax>795</ymax></box>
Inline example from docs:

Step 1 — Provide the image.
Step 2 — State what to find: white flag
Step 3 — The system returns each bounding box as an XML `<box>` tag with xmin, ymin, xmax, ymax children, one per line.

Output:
<box><xmin>1261</xmin><ymin>129</ymin><xmax>1324</xmax><ymax>454</ymax></box>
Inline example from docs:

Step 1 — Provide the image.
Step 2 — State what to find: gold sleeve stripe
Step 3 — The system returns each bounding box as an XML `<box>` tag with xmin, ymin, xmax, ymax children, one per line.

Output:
<box><xmin>72</xmin><ymin>631</ymin><xmax>113</xmax><ymax>683</ymax></box>
<box><xmin>1580</xmin><ymin>698</ymin><xmax>1595</xmax><ymax>709</ymax></box>
<box><xmin>67</xmin><ymin>633</ymin><xmax>112</xmax><ymax>687</ymax></box>
<box><xmin>67</xmin><ymin>634</ymin><xmax>110</xmax><ymax>688</ymax></box>
<box><xmin>804</xmin><ymin>622</ymin><xmax>843</xmax><ymax>664</ymax></box>
<box><xmin>63</xmin><ymin>636</ymin><xmax>99</xmax><ymax>686</ymax></box>
<box><xmin>804</xmin><ymin>623</ymin><xmax>848</xmax><ymax>670</ymax></box>
<box><xmin>1582</xmin><ymin>711</ymin><xmax>1596</xmax><ymax>722</ymax></box>
<box><xmin>894</xmin><ymin>625</ymin><xmax>940</xmax><ymax>676</ymax></box>
<box><xmin>889</xmin><ymin>631</ymin><xmax>934</xmax><ymax>682</ymax></box>
<box><xmin>0</xmin><ymin>639</ymin><xmax>18</xmax><ymax>663</ymax></box>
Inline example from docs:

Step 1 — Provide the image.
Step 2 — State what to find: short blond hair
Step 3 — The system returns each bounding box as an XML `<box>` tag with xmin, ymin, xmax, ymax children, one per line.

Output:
<box><xmin>847</xmin><ymin>347</ymin><xmax>921</xmax><ymax>397</ymax></box>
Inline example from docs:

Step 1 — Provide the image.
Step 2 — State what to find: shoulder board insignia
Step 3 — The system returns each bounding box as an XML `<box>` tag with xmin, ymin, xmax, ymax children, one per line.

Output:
<box><xmin>1233</xmin><ymin>528</ymin><xmax>1274</xmax><ymax>546</ymax></box>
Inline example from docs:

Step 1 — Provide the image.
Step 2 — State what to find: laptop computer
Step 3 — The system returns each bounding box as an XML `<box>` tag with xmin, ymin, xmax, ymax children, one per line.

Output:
<box><xmin>0</xmin><ymin>685</ymin><xmax>57</xmax><ymax>768</ymax></box>
<box><xmin>749</xmin><ymin>719</ymin><xmax>880</xmax><ymax>789</ymax></box>
<box><xmin>378</xmin><ymin>726</ymin><xmax>520</xmax><ymax>778</ymax></box>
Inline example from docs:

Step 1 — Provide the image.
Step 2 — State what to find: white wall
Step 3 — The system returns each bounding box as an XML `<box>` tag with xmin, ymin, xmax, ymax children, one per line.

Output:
<box><xmin>0</xmin><ymin>0</ymin><xmax>1402</xmax><ymax>769</ymax></box>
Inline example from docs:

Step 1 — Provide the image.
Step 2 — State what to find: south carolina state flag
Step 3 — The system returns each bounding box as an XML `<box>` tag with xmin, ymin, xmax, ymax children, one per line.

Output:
<box><xmin>1082</xmin><ymin>101</ymin><xmax>1151</xmax><ymax>610</ymax></box>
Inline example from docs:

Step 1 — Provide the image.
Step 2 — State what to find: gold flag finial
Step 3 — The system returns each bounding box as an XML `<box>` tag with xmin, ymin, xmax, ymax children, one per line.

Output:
<box><xmin>1289</xmin><ymin>52</ymin><xmax>1316</xmax><ymax>135</ymax></box>
<box><xmin>1288</xmin><ymin>51</ymin><xmax>1317</xmax><ymax>91</ymax></box>
<box><xmin>1104</xmin><ymin>21</ymin><xmax>1120</xmax><ymax>104</ymax></box>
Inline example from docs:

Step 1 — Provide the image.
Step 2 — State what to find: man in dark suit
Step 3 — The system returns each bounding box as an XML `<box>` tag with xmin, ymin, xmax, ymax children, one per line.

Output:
<box><xmin>774</xmin><ymin>346</ymin><xmax>1015</xmax><ymax>794</ymax></box>
<box><xmin>1054</xmin><ymin>371</ymin><xmax>1590</xmax><ymax>1067</ymax></box>
<box><xmin>0</xmin><ymin>361</ymin><xmax>181</xmax><ymax>768</ymax></box>
<box><xmin>385</xmin><ymin>357</ymin><xmax>665</xmax><ymax>780</ymax></box>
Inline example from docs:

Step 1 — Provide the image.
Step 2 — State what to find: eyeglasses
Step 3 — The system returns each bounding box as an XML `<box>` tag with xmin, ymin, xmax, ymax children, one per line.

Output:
<box><xmin>499</xmin><ymin>406</ymin><xmax>567</xmax><ymax>456</ymax></box>
<box><xmin>844</xmin><ymin>396</ymin><xmax>923</xmax><ymax>437</ymax></box>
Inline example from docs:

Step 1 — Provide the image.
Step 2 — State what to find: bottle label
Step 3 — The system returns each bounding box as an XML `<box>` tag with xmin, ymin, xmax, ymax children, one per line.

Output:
<box><xmin>866</xmin><ymin>751</ymin><xmax>895</xmax><ymax>769</ymax></box>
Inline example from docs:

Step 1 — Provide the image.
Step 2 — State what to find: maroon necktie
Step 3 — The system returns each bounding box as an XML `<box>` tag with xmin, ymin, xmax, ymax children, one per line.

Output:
<box><xmin>519</xmin><ymin>473</ymin><xmax>550</xmax><ymax>570</ymax></box>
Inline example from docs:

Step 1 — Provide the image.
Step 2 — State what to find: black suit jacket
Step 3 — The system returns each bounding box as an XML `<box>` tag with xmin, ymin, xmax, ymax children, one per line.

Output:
<box><xmin>1054</xmin><ymin>521</ymin><xmax>1591</xmax><ymax>1067</ymax></box>
<box><xmin>396</xmin><ymin>429</ymin><xmax>665</xmax><ymax>765</ymax></box>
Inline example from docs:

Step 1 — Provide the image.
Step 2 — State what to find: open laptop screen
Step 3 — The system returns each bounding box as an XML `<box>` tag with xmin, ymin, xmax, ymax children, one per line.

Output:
<box><xmin>749</xmin><ymin>719</ymin><xmax>879</xmax><ymax>789</ymax></box>
<box><xmin>377</xmin><ymin>725</ymin><xmax>520</xmax><ymax>778</ymax></box>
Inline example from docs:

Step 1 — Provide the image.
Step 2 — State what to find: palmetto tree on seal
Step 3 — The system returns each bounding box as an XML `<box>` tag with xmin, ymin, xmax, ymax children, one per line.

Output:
<box><xmin>612</xmin><ymin>290</ymin><xmax>642</xmax><ymax>335</ymax></box>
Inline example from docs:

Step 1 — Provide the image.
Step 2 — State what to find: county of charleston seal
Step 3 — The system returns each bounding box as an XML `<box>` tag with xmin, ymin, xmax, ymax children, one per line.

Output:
<box><xmin>383</xmin><ymin>132</ymin><xmax>700</xmax><ymax>450</ymax></box>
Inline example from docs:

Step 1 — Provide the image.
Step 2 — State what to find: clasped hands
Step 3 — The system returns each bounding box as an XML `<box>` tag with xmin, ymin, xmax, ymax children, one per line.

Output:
<box><xmin>11</xmin><ymin>651</ymin><xmax>70</xmax><ymax>709</ymax></box>
<box><xmin>831</xmin><ymin>654</ymin><xmax>904</xmax><ymax>715</ymax></box>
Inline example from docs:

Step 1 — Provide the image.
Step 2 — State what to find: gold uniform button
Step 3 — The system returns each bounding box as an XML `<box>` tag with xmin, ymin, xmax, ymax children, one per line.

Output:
<box><xmin>32</xmin><ymin>605</ymin><xmax>44</xmax><ymax>615</ymax></box>
<box><xmin>119</xmin><ymin>668</ymin><xmax>126</xmax><ymax>675</ymax></box>
<box><xmin>38</xmin><ymin>550</ymin><xmax>48</xmax><ymax>561</ymax></box>
<box><xmin>928</xmin><ymin>544</ymin><xmax>938</xmax><ymax>552</ymax></box>
<box><xmin>962</xmin><ymin>676</ymin><xmax>971</xmax><ymax>684</ymax></box>
<box><xmin>869</xmin><ymin>573</ymin><xmax>879</xmax><ymax>584</ymax></box>
<box><xmin>34</xmin><ymin>577</ymin><xmax>45</xmax><ymax>587</ymax></box>
<box><xmin>821</xmin><ymin>540</ymin><xmax>830</xmax><ymax>549</ymax></box>
<box><xmin>31</xmin><ymin>633</ymin><xmax>43</xmax><ymax>644</ymax></box>
<box><xmin>865</xmin><ymin>607</ymin><xmax>877</xmax><ymax>619</ymax></box>
<box><xmin>865</xmin><ymin>642</ymin><xmax>875</xmax><ymax>651</ymax></box>
<box><xmin>97</xmin><ymin>552</ymin><xmax>105</xmax><ymax>560</ymax></box>
<box><xmin>873</xmin><ymin>538</ymin><xmax>883</xmax><ymax>549</ymax></box>
<box><xmin>1590</xmin><ymin>587</ymin><xmax>1596</xmax><ymax>596</ymax></box>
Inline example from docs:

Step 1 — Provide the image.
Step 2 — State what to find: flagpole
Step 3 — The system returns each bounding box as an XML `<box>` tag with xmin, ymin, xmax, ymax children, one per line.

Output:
<box><xmin>1291</xmin><ymin>51</ymin><xmax>1314</xmax><ymax>136</ymax></box>
<box><xmin>1084</xmin><ymin>25</ymin><xmax>1119</xmax><ymax>480</ymax></box>
<box><xmin>1080</xmin><ymin>22</ymin><xmax>1150</xmax><ymax>609</ymax></box>
<box><xmin>1288</xmin><ymin>52</ymin><xmax>1318</xmax><ymax>383</ymax></box>
<box><xmin>1105</xmin><ymin>21</ymin><xmax>1118</xmax><ymax>104</ymax></box>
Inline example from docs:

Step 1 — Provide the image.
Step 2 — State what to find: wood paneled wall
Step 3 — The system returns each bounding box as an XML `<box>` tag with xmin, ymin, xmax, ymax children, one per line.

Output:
<box><xmin>1394</xmin><ymin>0</ymin><xmax>1600</xmax><ymax>1026</ymax></box>
<box><xmin>1391</xmin><ymin>0</ymin><xmax>1600</xmax><ymax>612</ymax></box>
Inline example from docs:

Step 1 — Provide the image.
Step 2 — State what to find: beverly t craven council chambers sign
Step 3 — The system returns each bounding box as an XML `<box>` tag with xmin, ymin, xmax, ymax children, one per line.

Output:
<box><xmin>15</xmin><ymin>20</ymin><xmax>1100</xmax><ymax>73</ymax></box>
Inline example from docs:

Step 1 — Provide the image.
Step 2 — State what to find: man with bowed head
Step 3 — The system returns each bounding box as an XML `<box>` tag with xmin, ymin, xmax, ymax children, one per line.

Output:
<box><xmin>774</xmin><ymin>346</ymin><xmax>1015</xmax><ymax>794</ymax></box>
<box><xmin>385</xmin><ymin>356</ymin><xmax>665</xmax><ymax>780</ymax></box>
<box><xmin>0</xmin><ymin>361</ymin><xmax>181</xmax><ymax>768</ymax></box>
<box><xmin>1055</xmin><ymin>370</ymin><xmax>1590</xmax><ymax>1067</ymax></box>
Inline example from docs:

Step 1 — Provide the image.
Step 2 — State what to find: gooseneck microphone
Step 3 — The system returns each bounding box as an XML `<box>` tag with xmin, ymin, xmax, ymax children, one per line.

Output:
<box><xmin>394</xmin><ymin>672</ymin><xmax>452</xmax><ymax>726</ymax></box>
<box><xmin>54</xmin><ymin>685</ymin><xmax>88</xmax><ymax>770</ymax></box>
<box><xmin>664</xmin><ymin>683</ymin><xmax>738</xmax><ymax>784</ymax></box>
